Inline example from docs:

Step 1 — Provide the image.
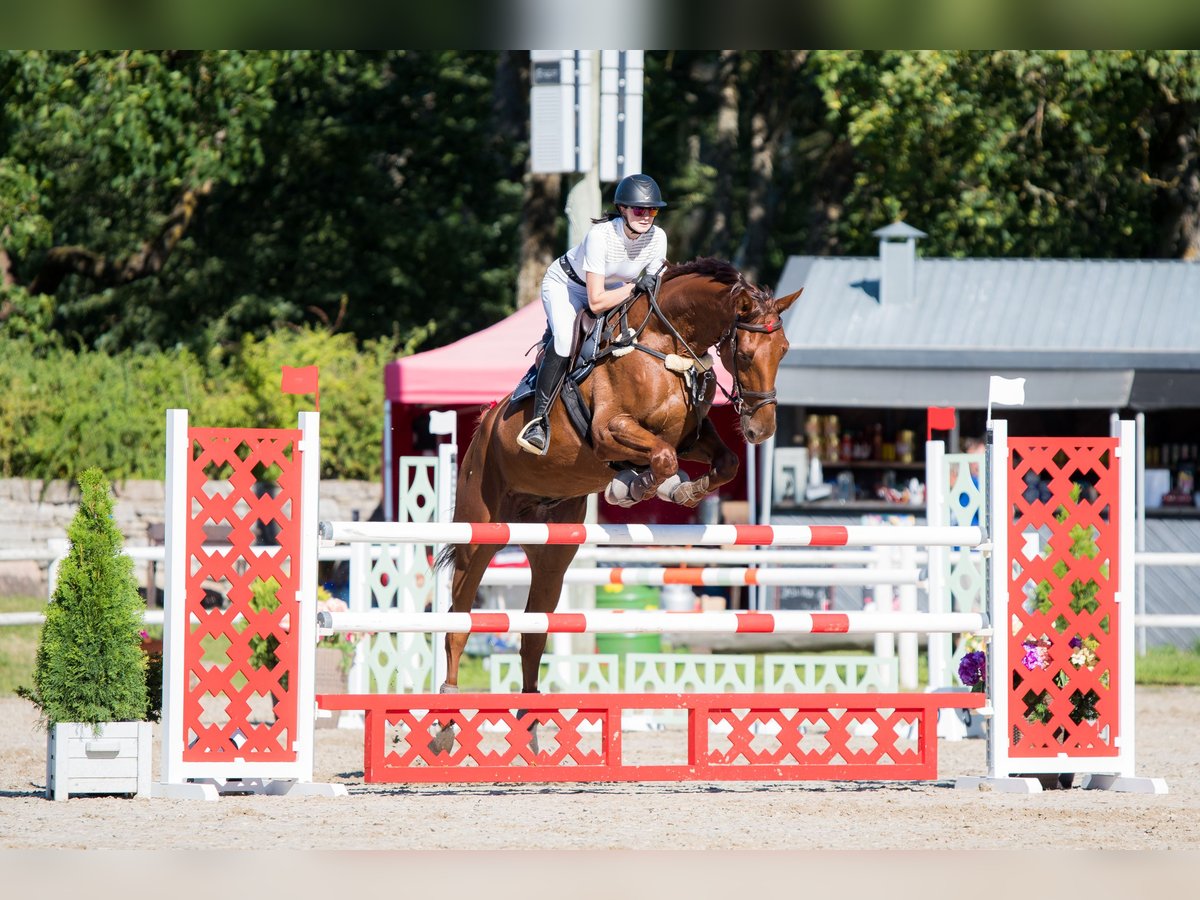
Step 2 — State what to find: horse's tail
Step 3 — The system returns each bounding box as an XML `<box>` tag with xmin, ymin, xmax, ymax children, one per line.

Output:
<box><xmin>434</xmin><ymin>543</ymin><xmax>457</xmax><ymax>572</ymax></box>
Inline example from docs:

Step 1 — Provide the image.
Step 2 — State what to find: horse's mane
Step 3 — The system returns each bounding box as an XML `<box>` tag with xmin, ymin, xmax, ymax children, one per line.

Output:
<box><xmin>661</xmin><ymin>257</ymin><xmax>774</xmax><ymax>312</ymax></box>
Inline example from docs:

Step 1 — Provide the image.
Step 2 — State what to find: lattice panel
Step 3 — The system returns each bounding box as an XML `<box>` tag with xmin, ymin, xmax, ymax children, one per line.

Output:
<box><xmin>943</xmin><ymin>452</ymin><xmax>988</xmax><ymax>684</ymax></box>
<box><xmin>763</xmin><ymin>655</ymin><xmax>899</xmax><ymax>692</ymax></box>
<box><xmin>703</xmin><ymin>705</ymin><xmax>923</xmax><ymax>771</ymax></box>
<box><xmin>489</xmin><ymin>654</ymin><xmax>620</xmax><ymax>693</ymax></box>
<box><xmin>323</xmin><ymin>692</ymin><xmax>978</xmax><ymax>783</ymax></box>
<box><xmin>397</xmin><ymin>458</ymin><xmax>438</xmax><ymax>524</ymax></box>
<box><xmin>184</xmin><ymin>427</ymin><xmax>303</xmax><ymax>763</ymax></box>
<box><xmin>359</xmin><ymin>544</ymin><xmax>435</xmax><ymax>691</ymax></box>
<box><xmin>625</xmin><ymin>654</ymin><xmax>756</xmax><ymax>693</ymax></box>
<box><xmin>1007</xmin><ymin>438</ymin><xmax>1121</xmax><ymax>759</ymax></box>
<box><xmin>381</xmin><ymin>708</ymin><xmax>608</xmax><ymax>771</ymax></box>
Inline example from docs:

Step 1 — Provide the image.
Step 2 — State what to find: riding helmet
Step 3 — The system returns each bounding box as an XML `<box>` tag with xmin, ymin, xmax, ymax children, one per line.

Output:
<box><xmin>613</xmin><ymin>174</ymin><xmax>667</xmax><ymax>209</ymax></box>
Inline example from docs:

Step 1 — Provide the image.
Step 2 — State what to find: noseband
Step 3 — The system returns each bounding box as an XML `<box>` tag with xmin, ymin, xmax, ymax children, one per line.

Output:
<box><xmin>721</xmin><ymin>317</ymin><xmax>781</xmax><ymax>416</ymax></box>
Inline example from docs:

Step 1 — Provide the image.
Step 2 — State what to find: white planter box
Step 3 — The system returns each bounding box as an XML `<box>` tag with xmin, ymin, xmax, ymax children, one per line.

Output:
<box><xmin>47</xmin><ymin>721</ymin><xmax>153</xmax><ymax>800</ymax></box>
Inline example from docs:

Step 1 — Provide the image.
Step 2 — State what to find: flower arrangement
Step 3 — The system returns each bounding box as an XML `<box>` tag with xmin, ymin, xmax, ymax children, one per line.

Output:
<box><xmin>958</xmin><ymin>650</ymin><xmax>986</xmax><ymax>692</ymax></box>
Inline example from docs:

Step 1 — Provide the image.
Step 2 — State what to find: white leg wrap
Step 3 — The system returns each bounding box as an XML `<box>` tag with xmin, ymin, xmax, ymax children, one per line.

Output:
<box><xmin>655</xmin><ymin>471</ymin><xmax>690</xmax><ymax>501</ymax></box>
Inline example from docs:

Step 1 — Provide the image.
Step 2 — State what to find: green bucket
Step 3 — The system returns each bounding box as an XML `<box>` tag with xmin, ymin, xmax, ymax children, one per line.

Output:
<box><xmin>595</xmin><ymin>584</ymin><xmax>661</xmax><ymax>655</ymax></box>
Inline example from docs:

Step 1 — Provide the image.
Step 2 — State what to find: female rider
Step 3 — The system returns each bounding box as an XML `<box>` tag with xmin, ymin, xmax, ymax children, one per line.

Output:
<box><xmin>517</xmin><ymin>173</ymin><xmax>668</xmax><ymax>455</ymax></box>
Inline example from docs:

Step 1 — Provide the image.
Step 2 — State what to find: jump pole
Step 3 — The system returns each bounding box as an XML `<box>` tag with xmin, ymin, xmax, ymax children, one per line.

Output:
<box><xmin>319</xmin><ymin>520</ymin><xmax>982</xmax><ymax>548</ymax></box>
<box><xmin>318</xmin><ymin>608</ymin><xmax>986</xmax><ymax>635</ymax></box>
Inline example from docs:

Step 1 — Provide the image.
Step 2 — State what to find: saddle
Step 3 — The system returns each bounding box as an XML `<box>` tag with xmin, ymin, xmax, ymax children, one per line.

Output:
<box><xmin>511</xmin><ymin>309</ymin><xmax>615</xmax><ymax>443</ymax></box>
<box><xmin>511</xmin><ymin>284</ymin><xmax>713</xmax><ymax>450</ymax></box>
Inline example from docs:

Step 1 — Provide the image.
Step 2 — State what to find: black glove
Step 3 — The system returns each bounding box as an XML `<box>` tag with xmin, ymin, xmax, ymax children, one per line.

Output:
<box><xmin>633</xmin><ymin>271</ymin><xmax>658</xmax><ymax>296</ymax></box>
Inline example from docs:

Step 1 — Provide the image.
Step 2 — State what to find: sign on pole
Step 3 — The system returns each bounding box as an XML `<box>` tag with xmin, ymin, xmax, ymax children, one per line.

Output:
<box><xmin>530</xmin><ymin>51</ymin><xmax>593</xmax><ymax>174</ymax></box>
<box><xmin>599</xmin><ymin>51</ymin><xmax>644</xmax><ymax>181</ymax></box>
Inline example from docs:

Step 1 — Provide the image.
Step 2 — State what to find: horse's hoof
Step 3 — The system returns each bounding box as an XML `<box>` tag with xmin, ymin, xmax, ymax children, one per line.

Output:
<box><xmin>427</xmin><ymin>725</ymin><xmax>456</xmax><ymax>756</ymax></box>
<box><xmin>439</xmin><ymin>682</ymin><xmax>459</xmax><ymax>694</ymax></box>
<box><xmin>515</xmin><ymin>707</ymin><xmax>541</xmax><ymax>756</ymax></box>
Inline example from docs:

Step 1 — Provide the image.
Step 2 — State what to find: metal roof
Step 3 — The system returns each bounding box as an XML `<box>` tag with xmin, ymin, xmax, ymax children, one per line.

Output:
<box><xmin>775</xmin><ymin>255</ymin><xmax>1200</xmax><ymax>409</ymax></box>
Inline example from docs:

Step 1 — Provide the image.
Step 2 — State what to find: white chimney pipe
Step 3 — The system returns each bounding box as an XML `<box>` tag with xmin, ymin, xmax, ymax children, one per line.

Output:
<box><xmin>872</xmin><ymin>221</ymin><xmax>927</xmax><ymax>305</ymax></box>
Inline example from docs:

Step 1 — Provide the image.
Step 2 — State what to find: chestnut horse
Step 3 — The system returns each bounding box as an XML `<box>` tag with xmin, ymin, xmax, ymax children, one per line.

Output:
<box><xmin>435</xmin><ymin>258</ymin><xmax>798</xmax><ymax>738</ymax></box>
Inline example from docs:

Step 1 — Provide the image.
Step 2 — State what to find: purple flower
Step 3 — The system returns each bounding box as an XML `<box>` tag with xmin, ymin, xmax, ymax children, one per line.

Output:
<box><xmin>1021</xmin><ymin>639</ymin><xmax>1051</xmax><ymax>671</ymax></box>
<box><xmin>1069</xmin><ymin>635</ymin><xmax>1083</xmax><ymax>649</ymax></box>
<box><xmin>958</xmin><ymin>650</ymin><xmax>986</xmax><ymax>687</ymax></box>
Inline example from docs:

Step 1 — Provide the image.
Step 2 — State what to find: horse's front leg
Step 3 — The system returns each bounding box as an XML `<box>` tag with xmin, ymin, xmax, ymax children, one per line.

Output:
<box><xmin>595</xmin><ymin>413</ymin><xmax>680</xmax><ymax>503</ymax></box>
<box><xmin>516</xmin><ymin>534</ymin><xmax>584</xmax><ymax>757</ymax></box>
<box><xmin>672</xmin><ymin>416</ymin><xmax>740</xmax><ymax>507</ymax></box>
<box><xmin>428</xmin><ymin>541</ymin><xmax>499</xmax><ymax>755</ymax></box>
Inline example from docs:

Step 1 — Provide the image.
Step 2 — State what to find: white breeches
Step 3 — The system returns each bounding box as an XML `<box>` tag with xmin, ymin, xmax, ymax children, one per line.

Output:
<box><xmin>540</xmin><ymin>275</ymin><xmax>588</xmax><ymax>356</ymax></box>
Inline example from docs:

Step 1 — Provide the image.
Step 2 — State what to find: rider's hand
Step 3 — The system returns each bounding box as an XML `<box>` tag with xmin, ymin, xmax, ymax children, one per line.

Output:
<box><xmin>633</xmin><ymin>272</ymin><xmax>658</xmax><ymax>296</ymax></box>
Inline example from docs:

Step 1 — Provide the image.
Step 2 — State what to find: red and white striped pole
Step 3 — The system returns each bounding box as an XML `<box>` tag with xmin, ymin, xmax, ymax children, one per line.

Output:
<box><xmin>319</xmin><ymin>520</ymin><xmax>983</xmax><ymax>548</ymax></box>
<box><xmin>318</xmin><ymin>609</ymin><xmax>987</xmax><ymax>636</ymax></box>
<box><xmin>479</xmin><ymin>566</ymin><xmax>924</xmax><ymax>587</ymax></box>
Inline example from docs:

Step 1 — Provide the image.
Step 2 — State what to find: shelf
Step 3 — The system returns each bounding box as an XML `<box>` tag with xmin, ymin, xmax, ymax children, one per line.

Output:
<box><xmin>771</xmin><ymin>501</ymin><xmax>926</xmax><ymax>515</ymax></box>
<box><xmin>815</xmin><ymin>460</ymin><xmax>924</xmax><ymax>471</ymax></box>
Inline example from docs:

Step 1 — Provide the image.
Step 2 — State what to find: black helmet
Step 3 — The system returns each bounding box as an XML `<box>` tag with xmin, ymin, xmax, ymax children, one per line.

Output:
<box><xmin>613</xmin><ymin>174</ymin><xmax>667</xmax><ymax>209</ymax></box>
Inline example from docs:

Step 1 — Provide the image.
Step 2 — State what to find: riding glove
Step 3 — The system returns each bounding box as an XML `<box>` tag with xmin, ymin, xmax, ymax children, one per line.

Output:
<box><xmin>634</xmin><ymin>271</ymin><xmax>658</xmax><ymax>296</ymax></box>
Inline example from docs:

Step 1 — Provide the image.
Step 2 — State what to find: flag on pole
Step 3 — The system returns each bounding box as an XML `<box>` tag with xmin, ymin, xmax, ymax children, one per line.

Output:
<box><xmin>987</xmin><ymin>375</ymin><xmax>1025</xmax><ymax>424</ymax></box>
<box><xmin>926</xmin><ymin>406</ymin><xmax>956</xmax><ymax>440</ymax></box>
<box><xmin>281</xmin><ymin>365</ymin><xmax>320</xmax><ymax>410</ymax></box>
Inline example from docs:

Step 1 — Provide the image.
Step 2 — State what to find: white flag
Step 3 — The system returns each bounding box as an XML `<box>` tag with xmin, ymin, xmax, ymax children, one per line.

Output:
<box><xmin>428</xmin><ymin>409</ymin><xmax>457</xmax><ymax>436</ymax></box>
<box><xmin>988</xmin><ymin>375</ymin><xmax>1026</xmax><ymax>407</ymax></box>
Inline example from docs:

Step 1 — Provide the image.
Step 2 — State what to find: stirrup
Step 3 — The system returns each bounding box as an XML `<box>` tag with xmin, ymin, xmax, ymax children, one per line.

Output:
<box><xmin>516</xmin><ymin>418</ymin><xmax>549</xmax><ymax>455</ymax></box>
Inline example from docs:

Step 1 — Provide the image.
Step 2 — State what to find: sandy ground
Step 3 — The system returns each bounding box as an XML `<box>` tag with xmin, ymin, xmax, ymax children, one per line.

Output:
<box><xmin>1</xmin><ymin>687</ymin><xmax>1198</xmax><ymax>851</ymax></box>
<box><xmin>1</xmin><ymin>689</ymin><xmax>1197</xmax><ymax>898</ymax></box>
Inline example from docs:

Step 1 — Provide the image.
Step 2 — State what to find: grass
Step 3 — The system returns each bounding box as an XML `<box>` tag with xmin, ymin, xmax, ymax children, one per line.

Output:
<box><xmin>4</xmin><ymin>593</ymin><xmax>1200</xmax><ymax>695</ymax></box>
<box><xmin>0</xmin><ymin>595</ymin><xmax>43</xmax><ymax>696</ymax></box>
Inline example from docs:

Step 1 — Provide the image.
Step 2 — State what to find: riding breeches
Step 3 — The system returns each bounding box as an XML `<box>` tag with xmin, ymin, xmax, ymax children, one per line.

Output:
<box><xmin>540</xmin><ymin>274</ymin><xmax>588</xmax><ymax>357</ymax></box>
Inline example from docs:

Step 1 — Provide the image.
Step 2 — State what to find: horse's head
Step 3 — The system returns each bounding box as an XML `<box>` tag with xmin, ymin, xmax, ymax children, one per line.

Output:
<box><xmin>718</xmin><ymin>281</ymin><xmax>800</xmax><ymax>444</ymax></box>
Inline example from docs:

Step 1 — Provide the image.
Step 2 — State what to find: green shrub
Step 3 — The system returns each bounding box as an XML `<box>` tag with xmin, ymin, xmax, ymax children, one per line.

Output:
<box><xmin>17</xmin><ymin>468</ymin><xmax>149</xmax><ymax>727</ymax></box>
<box><xmin>0</xmin><ymin>326</ymin><xmax>401</xmax><ymax>483</ymax></box>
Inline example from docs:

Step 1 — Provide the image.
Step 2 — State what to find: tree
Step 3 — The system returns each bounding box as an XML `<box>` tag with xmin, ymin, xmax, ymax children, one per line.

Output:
<box><xmin>18</xmin><ymin>468</ymin><xmax>148</xmax><ymax>727</ymax></box>
<box><xmin>808</xmin><ymin>51</ymin><xmax>1200</xmax><ymax>258</ymax></box>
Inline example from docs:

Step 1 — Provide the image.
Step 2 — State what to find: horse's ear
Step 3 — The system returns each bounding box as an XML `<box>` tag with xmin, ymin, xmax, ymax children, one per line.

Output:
<box><xmin>773</xmin><ymin>288</ymin><xmax>802</xmax><ymax>314</ymax></box>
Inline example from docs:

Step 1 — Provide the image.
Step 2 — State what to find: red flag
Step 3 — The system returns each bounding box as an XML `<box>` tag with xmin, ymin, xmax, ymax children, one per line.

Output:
<box><xmin>281</xmin><ymin>365</ymin><xmax>320</xmax><ymax>410</ymax></box>
<box><xmin>926</xmin><ymin>406</ymin><xmax>956</xmax><ymax>440</ymax></box>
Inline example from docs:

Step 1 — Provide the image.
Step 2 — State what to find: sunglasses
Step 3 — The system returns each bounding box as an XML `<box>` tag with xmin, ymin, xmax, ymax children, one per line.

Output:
<box><xmin>625</xmin><ymin>206</ymin><xmax>658</xmax><ymax>217</ymax></box>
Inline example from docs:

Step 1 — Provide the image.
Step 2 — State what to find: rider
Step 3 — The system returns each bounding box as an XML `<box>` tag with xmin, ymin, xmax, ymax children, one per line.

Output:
<box><xmin>516</xmin><ymin>173</ymin><xmax>669</xmax><ymax>455</ymax></box>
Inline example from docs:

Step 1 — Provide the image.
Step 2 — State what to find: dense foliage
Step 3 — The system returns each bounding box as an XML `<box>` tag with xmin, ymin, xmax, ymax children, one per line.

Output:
<box><xmin>2</xmin><ymin>51</ymin><xmax>1197</xmax><ymax>480</ymax></box>
<box><xmin>0</xmin><ymin>326</ymin><xmax>401</xmax><ymax>481</ymax></box>
<box><xmin>17</xmin><ymin>468</ymin><xmax>148</xmax><ymax>727</ymax></box>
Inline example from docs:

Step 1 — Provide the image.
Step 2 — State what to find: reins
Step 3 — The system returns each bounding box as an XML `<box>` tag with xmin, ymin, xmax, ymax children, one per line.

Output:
<box><xmin>622</xmin><ymin>270</ymin><xmax>781</xmax><ymax>417</ymax></box>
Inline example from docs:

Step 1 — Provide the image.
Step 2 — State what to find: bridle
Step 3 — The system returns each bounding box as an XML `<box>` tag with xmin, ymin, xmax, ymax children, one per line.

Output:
<box><xmin>626</xmin><ymin>271</ymin><xmax>782</xmax><ymax>418</ymax></box>
<box><xmin>718</xmin><ymin>316</ymin><xmax>781</xmax><ymax>416</ymax></box>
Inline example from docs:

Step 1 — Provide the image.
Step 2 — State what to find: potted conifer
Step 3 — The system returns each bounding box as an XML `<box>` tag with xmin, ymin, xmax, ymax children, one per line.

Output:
<box><xmin>17</xmin><ymin>468</ymin><xmax>152</xmax><ymax>800</ymax></box>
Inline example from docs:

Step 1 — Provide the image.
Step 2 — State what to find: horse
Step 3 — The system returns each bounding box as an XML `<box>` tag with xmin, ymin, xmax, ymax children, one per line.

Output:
<box><xmin>432</xmin><ymin>257</ymin><xmax>798</xmax><ymax>748</ymax></box>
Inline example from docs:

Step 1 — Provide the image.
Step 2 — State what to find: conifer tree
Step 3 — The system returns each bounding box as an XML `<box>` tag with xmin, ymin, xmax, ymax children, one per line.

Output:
<box><xmin>19</xmin><ymin>468</ymin><xmax>148</xmax><ymax>727</ymax></box>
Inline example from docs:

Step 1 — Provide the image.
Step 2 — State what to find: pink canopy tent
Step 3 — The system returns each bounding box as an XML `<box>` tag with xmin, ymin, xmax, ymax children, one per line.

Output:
<box><xmin>384</xmin><ymin>300</ymin><xmax>736</xmax><ymax>406</ymax></box>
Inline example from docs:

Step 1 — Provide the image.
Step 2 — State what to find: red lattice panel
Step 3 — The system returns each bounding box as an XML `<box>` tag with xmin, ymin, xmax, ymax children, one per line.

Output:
<box><xmin>183</xmin><ymin>427</ymin><xmax>304</xmax><ymax>763</ymax></box>
<box><xmin>318</xmin><ymin>692</ymin><xmax>984</xmax><ymax>783</ymax></box>
<box><xmin>1007</xmin><ymin>438</ymin><xmax>1121</xmax><ymax>759</ymax></box>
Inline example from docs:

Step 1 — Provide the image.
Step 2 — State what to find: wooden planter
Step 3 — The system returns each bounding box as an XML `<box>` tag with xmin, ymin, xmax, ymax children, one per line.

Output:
<box><xmin>47</xmin><ymin>721</ymin><xmax>153</xmax><ymax>800</ymax></box>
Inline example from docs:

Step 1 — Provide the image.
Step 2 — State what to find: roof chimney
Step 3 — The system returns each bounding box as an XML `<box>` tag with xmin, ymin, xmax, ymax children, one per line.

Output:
<box><xmin>872</xmin><ymin>221</ymin><xmax>927</xmax><ymax>305</ymax></box>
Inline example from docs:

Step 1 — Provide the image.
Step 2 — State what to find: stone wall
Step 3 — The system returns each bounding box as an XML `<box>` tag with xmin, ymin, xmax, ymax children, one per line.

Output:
<box><xmin>0</xmin><ymin>478</ymin><xmax>383</xmax><ymax>598</ymax></box>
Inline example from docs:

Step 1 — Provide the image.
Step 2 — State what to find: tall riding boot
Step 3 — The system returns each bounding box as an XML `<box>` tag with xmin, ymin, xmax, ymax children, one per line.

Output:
<box><xmin>516</xmin><ymin>349</ymin><xmax>570</xmax><ymax>455</ymax></box>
